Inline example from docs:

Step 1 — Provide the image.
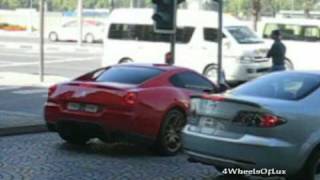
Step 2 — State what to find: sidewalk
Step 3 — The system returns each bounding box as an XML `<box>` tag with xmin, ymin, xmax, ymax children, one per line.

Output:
<box><xmin>0</xmin><ymin>72</ymin><xmax>69</xmax><ymax>136</ymax></box>
<box><xmin>0</xmin><ymin>30</ymin><xmax>102</xmax><ymax>53</ymax></box>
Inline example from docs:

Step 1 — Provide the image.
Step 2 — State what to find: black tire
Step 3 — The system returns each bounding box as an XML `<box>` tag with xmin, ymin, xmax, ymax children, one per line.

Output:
<box><xmin>118</xmin><ymin>57</ymin><xmax>133</xmax><ymax>64</ymax></box>
<box><xmin>85</xmin><ymin>33</ymin><xmax>95</xmax><ymax>43</ymax></box>
<box><xmin>58</xmin><ymin>126</ymin><xmax>90</xmax><ymax>145</ymax></box>
<box><xmin>203</xmin><ymin>64</ymin><xmax>218</xmax><ymax>82</ymax></box>
<box><xmin>154</xmin><ymin>109</ymin><xmax>186</xmax><ymax>156</ymax></box>
<box><xmin>49</xmin><ymin>32</ymin><xmax>59</xmax><ymax>42</ymax></box>
<box><xmin>287</xmin><ymin>150</ymin><xmax>320</xmax><ymax>180</ymax></box>
<box><xmin>285</xmin><ymin>58</ymin><xmax>294</xmax><ymax>70</ymax></box>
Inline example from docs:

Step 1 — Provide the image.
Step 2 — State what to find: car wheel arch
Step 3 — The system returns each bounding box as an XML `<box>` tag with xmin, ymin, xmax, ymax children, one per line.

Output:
<box><xmin>293</xmin><ymin>135</ymin><xmax>320</xmax><ymax>177</ymax></box>
<box><xmin>157</xmin><ymin>105</ymin><xmax>187</xmax><ymax>134</ymax></box>
<box><xmin>118</xmin><ymin>57</ymin><xmax>133</xmax><ymax>64</ymax></box>
<box><xmin>49</xmin><ymin>31</ymin><xmax>59</xmax><ymax>41</ymax></box>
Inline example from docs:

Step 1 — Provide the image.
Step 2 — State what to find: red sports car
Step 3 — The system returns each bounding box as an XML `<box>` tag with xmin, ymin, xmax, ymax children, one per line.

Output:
<box><xmin>44</xmin><ymin>64</ymin><xmax>219</xmax><ymax>155</ymax></box>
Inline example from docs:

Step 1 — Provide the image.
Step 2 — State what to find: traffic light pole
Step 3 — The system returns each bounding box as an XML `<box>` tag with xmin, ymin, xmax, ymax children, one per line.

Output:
<box><xmin>217</xmin><ymin>0</ymin><xmax>223</xmax><ymax>84</ymax></box>
<box><xmin>169</xmin><ymin>0</ymin><xmax>177</xmax><ymax>65</ymax></box>
<box><xmin>39</xmin><ymin>0</ymin><xmax>45</xmax><ymax>82</ymax></box>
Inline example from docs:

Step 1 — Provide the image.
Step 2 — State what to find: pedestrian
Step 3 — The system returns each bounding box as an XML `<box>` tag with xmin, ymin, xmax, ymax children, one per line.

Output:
<box><xmin>267</xmin><ymin>30</ymin><xmax>287</xmax><ymax>72</ymax></box>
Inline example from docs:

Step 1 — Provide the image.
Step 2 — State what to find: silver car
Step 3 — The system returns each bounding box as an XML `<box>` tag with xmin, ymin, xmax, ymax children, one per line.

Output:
<box><xmin>182</xmin><ymin>71</ymin><xmax>320</xmax><ymax>180</ymax></box>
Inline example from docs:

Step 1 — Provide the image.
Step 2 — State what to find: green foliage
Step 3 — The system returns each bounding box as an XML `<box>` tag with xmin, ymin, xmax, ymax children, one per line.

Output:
<box><xmin>0</xmin><ymin>0</ymin><xmax>318</xmax><ymax>14</ymax></box>
<box><xmin>224</xmin><ymin>0</ymin><xmax>318</xmax><ymax>18</ymax></box>
<box><xmin>0</xmin><ymin>0</ymin><xmax>28</xmax><ymax>9</ymax></box>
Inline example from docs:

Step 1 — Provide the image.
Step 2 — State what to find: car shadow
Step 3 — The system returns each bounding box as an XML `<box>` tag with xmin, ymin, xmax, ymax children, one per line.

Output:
<box><xmin>57</xmin><ymin>139</ymin><xmax>155</xmax><ymax>157</ymax></box>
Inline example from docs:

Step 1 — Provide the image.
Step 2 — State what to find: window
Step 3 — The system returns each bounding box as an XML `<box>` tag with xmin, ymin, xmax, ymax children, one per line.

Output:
<box><xmin>96</xmin><ymin>66</ymin><xmax>163</xmax><ymax>85</ymax></box>
<box><xmin>170</xmin><ymin>72</ymin><xmax>215</xmax><ymax>92</ymax></box>
<box><xmin>231</xmin><ymin>72</ymin><xmax>320</xmax><ymax>100</ymax></box>
<box><xmin>226</xmin><ymin>26</ymin><xmax>263</xmax><ymax>44</ymax></box>
<box><xmin>281</xmin><ymin>25</ymin><xmax>303</xmax><ymax>40</ymax></box>
<box><xmin>263</xmin><ymin>23</ymin><xmax>320</xmax><ymax>42</ymax></box>
<box><xmin>303</xmin><ymin>26</ymin><xmax>320</xmax><ymax>41</ymax></box>
<box><xmin>108</xmin><ymin>24</ymin><xmax>195</xmax><ymax>44</ymax></box>
<box><xmin>263</xmin><ymin>23</ymin><xmax>279</xmax><ymax>38</ymax></box>
<box><xmin>204</xmin><ymin>28</ymin><xmax>225</xmax><ymax>42</ymax></box>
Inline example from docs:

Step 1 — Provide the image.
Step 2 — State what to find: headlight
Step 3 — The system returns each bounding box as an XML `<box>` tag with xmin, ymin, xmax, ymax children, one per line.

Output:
<box><xmin>239</xmin><ymin>56</ymin><xmax>254</xmax><ymax>64</ymax></box>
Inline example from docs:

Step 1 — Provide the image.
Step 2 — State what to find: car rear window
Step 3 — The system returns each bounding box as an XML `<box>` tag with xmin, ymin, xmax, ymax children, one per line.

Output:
<box><xmin>95</xmin><ymin>66</ymin><xmax>163</xmax><ymax>85</ymax></box>
<box><xmin>108</xmin><ymin>24</ymin><xmax>195</xmax><ymax>44</ymax></box>
<box><xmin>231</xmin><ymin>72</ymin><xmax>320</xmax><ymax>100</ymax></box>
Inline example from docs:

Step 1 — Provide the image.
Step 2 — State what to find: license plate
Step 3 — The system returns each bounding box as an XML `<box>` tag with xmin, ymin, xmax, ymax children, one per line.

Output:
<box><xmin>198</xmin><ymin>117</ymin><xmax>222</xmax><ymax>135</ymax></box>
<box><xmin>84</xmin><ymin>104</ymin><xmax>99</xmax><ymax>113</ymax></box>
<box><xmin>67</xmin><ymin>103</ymin><xmax>81</xmax><ymax>111</ymax></box>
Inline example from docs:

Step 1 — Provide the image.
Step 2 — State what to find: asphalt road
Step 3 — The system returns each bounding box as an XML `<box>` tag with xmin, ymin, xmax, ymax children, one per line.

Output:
<box><xmin>0</xmin><ymin>46</ymin><xmax>102</xmax><ymax>78</ymax></box>
<box><xmin>0</xmin><ymin>35</ymin><xmax>103</xmax><ymax>47</ymax></box>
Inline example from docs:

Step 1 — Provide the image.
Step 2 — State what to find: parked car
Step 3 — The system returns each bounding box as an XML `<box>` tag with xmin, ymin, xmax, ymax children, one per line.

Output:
<box><xmin>183</xmin><ymin>71</ymin><xmax>320</xmax><ymax>179</ymax></box>
<box><xmin>102</xmin><ymin>9</ymin><xmax>272</xmax><ymax>84</ymax></box>
<box><xmin>259</xmin><ymin>18</ymin><xmax>320</xmax><ymax>71</ymax></box>
<box><xmin>48</xmin><ymin>20</ymin><xmax>104</xmax><ymax>43</ymax></box>
<box><xmin>45</xmin><ymin>64</ymin><xmax>220</xmax><ymax>156</ymax></box>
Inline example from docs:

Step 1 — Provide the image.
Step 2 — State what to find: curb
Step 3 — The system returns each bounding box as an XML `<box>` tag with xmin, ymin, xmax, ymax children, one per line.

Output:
<box><xmin>0</xmin><ymin>124</ymin><xmax>48</xmax><ymax>137</ymax></box>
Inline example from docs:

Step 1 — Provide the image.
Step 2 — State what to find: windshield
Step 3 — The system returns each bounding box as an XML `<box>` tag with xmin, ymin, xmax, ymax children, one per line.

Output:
<box><xmin>226</xmin><ymin>26</ymin><xmax>264</xmax><ymax>44</ymax></box>
<box><xmin>231</xmin><ymin>72</ymin><xmax>320</xmax><ymax>100</ymax></box>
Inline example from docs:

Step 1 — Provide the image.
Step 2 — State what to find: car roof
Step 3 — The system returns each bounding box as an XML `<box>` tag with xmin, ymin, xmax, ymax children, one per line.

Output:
<box><xmin>111</xmin><ymin>63</ymin><xmax>191</xmax><ymax>72</ymax></box>
<box><xmin>261</xmin><ymin>17</ymin><xmax>320</xmax><ymax>27</ymax></box>
<box><xmin>107</xmin><ymin>8</ymin><xmax>245</xmax><ymax>27</ymax></box>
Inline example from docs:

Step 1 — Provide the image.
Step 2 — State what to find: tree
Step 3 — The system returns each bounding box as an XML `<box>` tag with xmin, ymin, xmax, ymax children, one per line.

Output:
<box><xmin>304</xmin><ymin>0</ymin><xmax>314</xmax><ymax>18</ymax></box>
<box><xmin>252</xmin><ymin>0</ymin><xmax>261</xmax><ymax>31</ymax></box>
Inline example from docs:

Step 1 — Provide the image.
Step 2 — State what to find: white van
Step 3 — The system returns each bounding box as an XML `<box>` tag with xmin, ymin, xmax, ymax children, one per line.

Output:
<box><xmin>259</xmin><ymin>18</ymin><xmax>320</xmax><ymax>70</ymax></box>
<box><xmin>103</xmin><ymin>9</ymin><xmax>272</xmax><ymax>83</ymax></box>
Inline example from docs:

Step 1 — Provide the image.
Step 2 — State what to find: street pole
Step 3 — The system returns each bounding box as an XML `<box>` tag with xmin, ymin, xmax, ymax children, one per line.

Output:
<box><xmin>77</xmin><ymin>0</ymin><xmax>83</xmax><ymax>46</ymax></box>
<box><xmin>217</xmin><ymin>0</ymin><xmax>223</xmax><ymax>84</ymax></box>
<box><xmin>169</xmin><ymin>0</ymin><xmax>177</xmax><ymax>65</ymax></box>
<box><xmin>39</xmin><ymin>0</ymin><xmax>45</xmax><ymax>82</ymax></box>
<box><xmin>29</xmin><ymin>0</ymin><xmax>33</xmax><ymax>33</ymax></box>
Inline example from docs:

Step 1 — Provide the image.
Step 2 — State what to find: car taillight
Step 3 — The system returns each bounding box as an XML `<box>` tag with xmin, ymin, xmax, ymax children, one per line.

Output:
<box><xmin>233</xmin><ymin>111</ymin><xmax>285</xmax><ymax>128</ymax></box>
<box><xmin>123</xmin><ymin>92</ymin><xmax>137</xmax><ymax>105</ymax></box>
<box><xmin>48</xmin><ymin>84</ymin><xmax>57</xmax><ymax>97</ymax></box>
<box><xmin>165</xmin><ymin>52</ymin><xmax>173</xmax><ymax>65</ymax></box>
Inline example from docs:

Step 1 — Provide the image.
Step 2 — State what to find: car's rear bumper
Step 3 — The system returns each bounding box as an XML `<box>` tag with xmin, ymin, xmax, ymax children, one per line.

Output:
<box><xmin>182</xmin><ymin>127</ymin><xmax>302</xmax><ymax>176</ymax></box>
<box><xmin>44</xmin><ymin>102</ymin><xmax>157</xmax><ymax>144</ymax></box>
<box><xmin>46</xmin><ymin>120</ymin><xmax>154</xmax><ymax>145</ymax></box>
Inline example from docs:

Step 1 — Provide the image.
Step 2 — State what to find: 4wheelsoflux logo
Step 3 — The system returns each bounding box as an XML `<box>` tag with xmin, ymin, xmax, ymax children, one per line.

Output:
<box><xmin>222</xmin><ymin>168</ymin><xmax>287</xmax><ymax>176</ymax></box>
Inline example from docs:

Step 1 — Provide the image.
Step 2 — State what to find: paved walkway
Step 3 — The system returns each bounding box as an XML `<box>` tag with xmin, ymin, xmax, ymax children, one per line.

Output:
<box><xmin>0</xmin><ymin>133</ymin><xmax>221</xmax><ymax>180</ymax></box>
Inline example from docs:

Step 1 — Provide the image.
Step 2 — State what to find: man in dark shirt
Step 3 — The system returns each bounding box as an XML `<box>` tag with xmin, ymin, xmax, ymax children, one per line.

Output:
<box><xmin>267</xmin><ymin>30</ymin><xmax>287</xmax><ymax>72</ymax></box>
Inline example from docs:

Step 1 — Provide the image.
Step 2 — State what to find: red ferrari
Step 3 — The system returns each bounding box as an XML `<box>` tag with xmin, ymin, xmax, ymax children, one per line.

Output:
<box><xmin>44</xmin><ymin>64</ymin><xmax>219</xmax><ymax>155</ymax></box>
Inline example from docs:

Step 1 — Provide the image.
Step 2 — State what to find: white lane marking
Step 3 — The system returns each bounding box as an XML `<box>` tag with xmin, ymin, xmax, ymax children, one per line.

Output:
<box><xmin>0</xmin><ymin>86</ymin><xmax>21</xmax><ymax>91</ymax></box>
<box><xmin>0</xmin><ymin>52</ymin><xmax>67</xmax><ymax>59</ymax></box>
<box><xmin>13</xmin><ymin>88</ymin><xmax>48</xmax><ymax>95</ymax></box>
<box><xmin>0</xmin><ymin>56</ymin><xmax>98</xmax><ymax>68</ymax></box>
